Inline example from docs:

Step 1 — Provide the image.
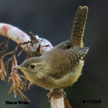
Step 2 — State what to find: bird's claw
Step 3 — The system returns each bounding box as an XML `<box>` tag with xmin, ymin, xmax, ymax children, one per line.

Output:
<box><xmin>47</xmin><ymin>88</ymin><xmax>66</xmax><ymax>102</ymax></box>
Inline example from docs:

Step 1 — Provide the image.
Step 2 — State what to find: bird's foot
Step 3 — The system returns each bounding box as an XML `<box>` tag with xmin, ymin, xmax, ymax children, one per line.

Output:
<box><xmin>47</xmin><ymin>88</ymin><xmax>66</xmax><ymax>101</ymax></box>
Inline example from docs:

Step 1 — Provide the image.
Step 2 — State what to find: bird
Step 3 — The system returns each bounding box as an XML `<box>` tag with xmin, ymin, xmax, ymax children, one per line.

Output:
<box><xmin>15</xmin><ymin>6</ymin><xmax>89</xmax><ymax>90</ymax></box>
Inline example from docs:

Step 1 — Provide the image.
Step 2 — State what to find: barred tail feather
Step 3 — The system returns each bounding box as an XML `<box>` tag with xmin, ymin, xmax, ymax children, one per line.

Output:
<box><xmin>70</xmin><ymin>6</ymin><xmax>88</xmax><ymax>47</ymax></box>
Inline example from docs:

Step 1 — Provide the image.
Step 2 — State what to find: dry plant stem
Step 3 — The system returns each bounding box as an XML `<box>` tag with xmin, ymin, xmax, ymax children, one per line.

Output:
<box><xmin>8</xmin><ymin>54</ymin><xmax>29</xmax><ymax>101</ymax></box>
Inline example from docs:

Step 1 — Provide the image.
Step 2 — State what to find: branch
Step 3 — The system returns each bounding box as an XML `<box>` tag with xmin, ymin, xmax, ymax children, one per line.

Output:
<box><xmin>0</xmin><ymin>23</ymin><xmax>53</xmax><ymax>54</ymax></box>
<box><xmin>48</xmin><ymin>89</ymin><xmax>66</xmax><ymax>108</ymax></box>
<box><xmin>51</xmin><ymin>97</ymin><xmax>65</xmax><ymax>108</ymax></box>
<box><xmin>0</xmin><ymin>23</ymin><xmax>30</xmax><ymax>50</ymax></box>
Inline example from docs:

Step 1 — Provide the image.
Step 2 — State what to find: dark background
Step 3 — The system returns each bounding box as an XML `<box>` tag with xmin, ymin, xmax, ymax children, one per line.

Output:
<box><xmin>0</xmin><ymin>0</ymin><xmax>108</xmax><ymax>108</ymax></box>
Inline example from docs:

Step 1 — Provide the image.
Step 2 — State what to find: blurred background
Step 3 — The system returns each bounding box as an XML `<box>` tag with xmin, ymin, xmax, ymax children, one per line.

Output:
<box><xmin>0</xmin><ymin>0</ymin><xmax>108</xmax><ymax>108</ymax></box>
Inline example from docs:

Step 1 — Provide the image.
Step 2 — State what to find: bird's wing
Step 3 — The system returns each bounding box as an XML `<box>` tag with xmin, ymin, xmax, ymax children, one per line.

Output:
<box><xmin>66</xmin><ymin>46</ymin><xmax>89</xmax><ymax>68</ymax></box>
<box><xmin>46</xmin><ymin>46</ymin><xmax>89</xmax><ymax>79</ymax></box>
<box><xmin>55</xmin><ymin>40</ymin><xmax>73</xmax><ymax>49</ymax></box>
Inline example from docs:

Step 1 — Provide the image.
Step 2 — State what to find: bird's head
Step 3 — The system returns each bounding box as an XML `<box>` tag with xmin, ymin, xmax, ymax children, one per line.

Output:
<box><xmin>14</xmin><ymin>57</ymin><xmax>45</xmax><ymax>74</ymax></box>
<box><xmin>14</xmin><ymin>56</ymin><xmax>50</xmax><ymax>85</ymax></box>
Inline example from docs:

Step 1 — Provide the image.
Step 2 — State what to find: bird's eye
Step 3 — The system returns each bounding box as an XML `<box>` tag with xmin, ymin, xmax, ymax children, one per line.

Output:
<box><xmin>30</xmin><ymin>65</ymin><xmax>36</xmax><ymax>69</ymax></box>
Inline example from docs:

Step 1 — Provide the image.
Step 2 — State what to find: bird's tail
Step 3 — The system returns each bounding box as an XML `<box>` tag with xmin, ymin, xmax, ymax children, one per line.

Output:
<box><xmin>70</xmin><ymin>6</ymin><xmax>88</xmax><ymax>48</ymax></box>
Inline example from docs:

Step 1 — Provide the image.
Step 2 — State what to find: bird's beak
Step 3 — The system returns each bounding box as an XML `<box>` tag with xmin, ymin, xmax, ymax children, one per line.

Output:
<box><xmin>13</xmin><ymin>65</ymin><xmax>25</xmax><ymax>70</ymax></box>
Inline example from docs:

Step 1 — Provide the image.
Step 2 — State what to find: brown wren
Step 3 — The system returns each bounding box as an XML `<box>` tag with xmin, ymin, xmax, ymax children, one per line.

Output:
<box><xmin>15</xmin><ymin>6</ymin><xmax>89</xmax><ymax>90</ymax></box>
